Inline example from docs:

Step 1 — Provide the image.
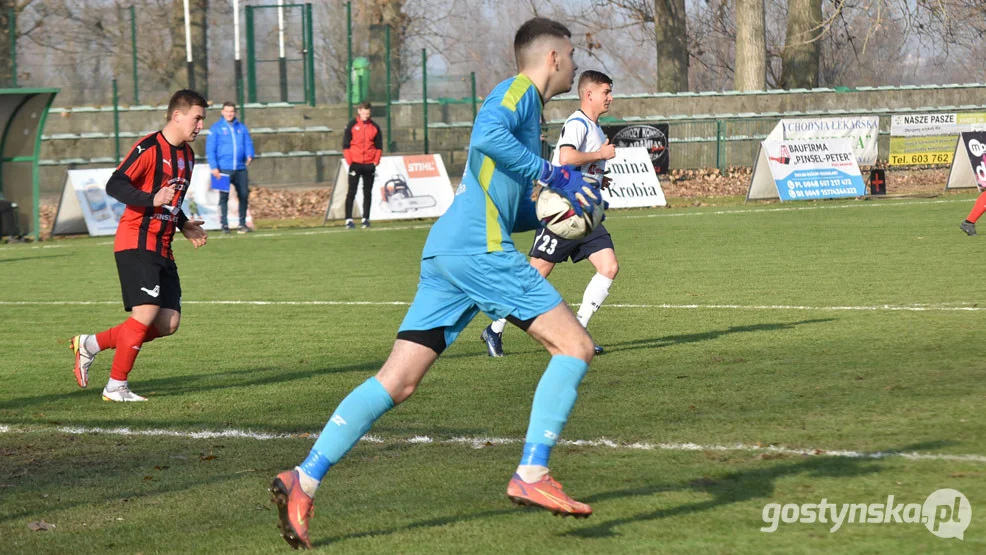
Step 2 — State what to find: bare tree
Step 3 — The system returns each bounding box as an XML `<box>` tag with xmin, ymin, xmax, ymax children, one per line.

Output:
<box><xmin>734</xmin><ymin>0</ymin><xmax>766</xmax><ymax>90</ymax></box>
<box><xmin>781</xmin><ymin>0</ymin><xmax>822</xmax><ymax>88</ymax></box>
<box><xmin>655</xmin><ymin>0</ymin><xmax>689</xmax><ymax>92</ymax></box>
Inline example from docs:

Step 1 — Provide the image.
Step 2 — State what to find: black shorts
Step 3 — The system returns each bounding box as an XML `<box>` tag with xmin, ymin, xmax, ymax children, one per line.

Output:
<box><xmin>115</xmin><ymin>250</ymin><xmax>182</xmax><ymax>312</ymax></box>
<box><xmin>529</xmin><ymin>223</ymin><xmax>614</xmax><ymax>264</ymax></box>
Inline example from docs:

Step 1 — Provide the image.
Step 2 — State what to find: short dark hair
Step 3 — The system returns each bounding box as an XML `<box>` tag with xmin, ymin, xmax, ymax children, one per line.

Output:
<box><xmin>578</xmin><ymin>70</ymin><xmax>613</xmax><ymax>95</ymax></box>
<box><xmin>514</xmin><ymin>18</ymin><xmax>571</xmax><ymax>69</ymax></box>
<box><xmin>222</xmin><ymin>101</ymin><xmax>237</xmax><ymax>109</ymax></box>
<box><xmin>167</xmin><ymin>89</ymin><xmax>208</xmax><ymax>121</ymax></box>
<box><xmin>357</xmin><ymin>101</ymin><xmax>372</xmax><ymax>110</ymax></box>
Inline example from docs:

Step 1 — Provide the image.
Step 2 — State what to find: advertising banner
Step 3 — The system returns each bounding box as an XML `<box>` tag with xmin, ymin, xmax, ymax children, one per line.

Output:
<box><xmin>889</xmin><ymin>113</ymin><xmax>986</xmax><ymax>166</ymax></box>
<box><xmin>52</xmin><ymin>165</ymin><xmax>249</xmax><ymax>236</ymax></box>
<box><xmin>601</xmin><ymin>147</ymin><xmax>666</xmax><ymax>208</ymax></box>
<box><xmin>944</xmin><ymin>132</ymin><xmax>986</xmax><ymax>190</ymax></box>
<box><xmin>748</xmin><ymin>139</ymin><xmax>866</xmax><ymax>201</ymax></box>
<box><xmin>766</xmin><ymin>116</ymin><xmax>879</xmax><ymax>166</ymax></box>
<box><xmin>325</xmin><ymin>154</ymin><xmax>454</xmax><ymax>222</ymax></box>
<box><xmin>603</xmin><ymin>123</ymin><xmax>669</xmax><ymax>174</ymax></box>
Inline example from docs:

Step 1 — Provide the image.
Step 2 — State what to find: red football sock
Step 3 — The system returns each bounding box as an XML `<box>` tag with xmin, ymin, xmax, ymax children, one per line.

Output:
<box><xmin>144</xmin><ymin>325</ymin><xmax>162</xmax><ymax>343</ymax></box>
<box><xmin>95</xmin><ymin>322</ymin><xmax>123</xmax><ymax>351</ymax></box>
<box><xmin>967</xmin><ymin>191</ymin><xmax>986</xmax><ymax>223</ymax></box>
<box><xmin>97</xmin><ymin>322</ymin><xmax>163</xmax><ymax>350</ymax></box>
<box><xmin>109</xmin><ymin>318</ymin><xmax>149</xmax><ymax>381</ymax></box>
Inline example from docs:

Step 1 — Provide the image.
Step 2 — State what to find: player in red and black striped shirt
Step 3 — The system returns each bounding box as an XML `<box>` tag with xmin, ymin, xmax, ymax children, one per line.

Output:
<box><xmin>70</xmin><ymin>90</ymin><xmax>209</xmax><ymax>402</ymax></box>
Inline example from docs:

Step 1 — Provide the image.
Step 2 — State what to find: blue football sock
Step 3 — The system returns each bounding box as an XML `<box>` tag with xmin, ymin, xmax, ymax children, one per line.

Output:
<box><xmin>521</xmin><ymin>354</ymin><xmax>589</xmax><ymax>466</ymax></box>
<box><xmin>300</xmin><ymin>377</ymin><xmax>394</xmax><ymax>481</ymax></box>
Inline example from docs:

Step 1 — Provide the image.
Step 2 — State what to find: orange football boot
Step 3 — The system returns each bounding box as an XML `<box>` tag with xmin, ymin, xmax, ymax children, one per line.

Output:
<box><xmin>507</xmin><ymin>473</ymin><xmax>592</xmax><ymax>518</ymax></box>
<box><xmin>271</xmin><ymin>469</ymin><xmax>315</xmax><ymax>549</ymax></box>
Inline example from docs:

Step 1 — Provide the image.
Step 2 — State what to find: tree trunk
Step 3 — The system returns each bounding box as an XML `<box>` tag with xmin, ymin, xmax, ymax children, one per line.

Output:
<box><xmin>734</xmin><ymin>0</ymin><xmax>766</xmax><ymax>91</ymax></box>
<box><xmin>654</xmin><ymin>0</ymin><xmax>689</xmax><ymax>92</ymax></box>
<box><xmin>781</xmin><ymin>0</ymin><xmax>821</xmax><ymax>89</ymax></box>
<box><xmin>364</xmin><ymin>0</ymin><xmax>405</xmax><ymax>102</ymax></box>
<box><xmin>0</xmin><ymin>0</ymin><xmax>15</xmax><ymax>87</ymax></box>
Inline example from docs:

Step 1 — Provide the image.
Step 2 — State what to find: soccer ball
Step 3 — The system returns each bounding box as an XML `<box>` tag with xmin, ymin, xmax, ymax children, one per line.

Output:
<box><xmin>535</xmin><ymin>186</ymin><xmax>603</xmax><ymax>240</ymax></box>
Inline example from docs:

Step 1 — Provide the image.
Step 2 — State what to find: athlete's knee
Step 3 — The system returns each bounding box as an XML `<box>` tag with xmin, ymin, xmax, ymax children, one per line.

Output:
<box><xmin>157</xmin><ymin>313</ymin><xmax>180</xmax><ymax>336</ymax></box>
<box><xmin>158</xmin><ymin>320</ymin><xmax>179</xmax><ymax>336</ymax></box>
<box><xmin>598</xmin><ymin>262</ymin><xmax>619</xmax><ymax>280</ymax></box>
<box><xmin>552</xmin><ymin>327</ymin><xmax>595</xmax><ymax>363</ymax></box>
<box><xmin>571</xmin><ymin>332</ymin><xmax>595</xmax><ymax>363</ymax></box>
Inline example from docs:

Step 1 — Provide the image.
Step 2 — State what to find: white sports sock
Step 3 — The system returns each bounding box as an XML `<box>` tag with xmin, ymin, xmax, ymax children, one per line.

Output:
<box><xmin>345</xmin><ymin>218</ymin><xmax>353</xmax><ymax>224</ymax></box>
<box><xmin>106</xmin><ymin>378</ymin><xmax>127</xmax><ymax>391</ymax></box>
<box><xmin>515</xmin><ymin>464</ymin><xmax>549</xmax><ymax>484</ymax></box>
<box><xmin>295</xmin><ymin>466</ymin><xmax>320</xmax><ymax>497</ymax></box>
<box><xmin>84</xmin><ymin>334</ymin><xmax>100</xmax><ymax>354</ymax></box>
<box><xmin>490</xmin><ymin>319</ymin><xmax>507</xmax><ymax>334</ymax></box>
<box><xmin>576</xmin><ymin>273</ymin><xmax>613</xmax><ymax>328</ymax></box>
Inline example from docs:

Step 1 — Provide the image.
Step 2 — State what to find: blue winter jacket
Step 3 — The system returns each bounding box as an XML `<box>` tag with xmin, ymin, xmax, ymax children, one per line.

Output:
<box><xmin>206</xmin><ymin>118</ymin><xmax>255</xmax><ymax>171</ymax></box>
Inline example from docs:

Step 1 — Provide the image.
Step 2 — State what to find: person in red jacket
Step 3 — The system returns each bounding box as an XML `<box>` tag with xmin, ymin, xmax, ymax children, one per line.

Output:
<box><xmin>342</xmin><ymin>101</ymin><xmax>383</xmax><ymax>229</ymax></box>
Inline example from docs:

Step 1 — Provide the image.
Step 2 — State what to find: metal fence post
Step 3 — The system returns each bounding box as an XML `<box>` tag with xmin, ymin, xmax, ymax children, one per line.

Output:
<box><xmin>113</xmin><ymin>79</ymin><xmax>121</xmax><ymax>163</ymax></box>
<box><xmin>346</xmin><ymin>1</ymin><xmax>352</xmax><ymax>119</ymax></box>
<box><xmin>470</xmin><ymin>71</ymin><xmax>477</xmax><ymax>122</ymax></box>
<box><xmin>9</xmin><ymin>8</ymin><xmax>16</xmax><ymax>87</ymax></box>
<box><xmin>715</xmin><ymin>119</ymin><xmax>724</xmax><ymax>172</ymax></box>
<box><xmin>422</xmin><ymin>49</ymin><xmax>428</xmax><ymax>154</ymax></box>
<box><xmin>305</xmin><ymin>2</ymin><xmax>315</xmax><ymax>106</ymax></box>
<box><xmin>386</xmin><ymin>24</ymin><xmax>392</xmax><ymax>152</ymax></box>
<box><xmin>130</xmin><ymin>5</ymin><xmax>139</xmax><ymax>104</ymax></box>
<box><xmin>245</xmin><ymin>5</ymin><xmax>256</xmax><ymax>103</ymax></box>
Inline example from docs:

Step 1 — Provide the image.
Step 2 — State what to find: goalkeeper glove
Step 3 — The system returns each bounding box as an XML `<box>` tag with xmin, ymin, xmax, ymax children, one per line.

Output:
<box><xmin>538</xmin><ymin>162</ymin><xmax>601</xmax><ymax>216</ymax></box>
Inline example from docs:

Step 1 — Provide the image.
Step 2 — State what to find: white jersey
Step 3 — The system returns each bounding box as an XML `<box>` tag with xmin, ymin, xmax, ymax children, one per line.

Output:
<box><xmin>551</xmin><ymin>110</ymin><xmax>608</xmax><ymax>179</ymax></box>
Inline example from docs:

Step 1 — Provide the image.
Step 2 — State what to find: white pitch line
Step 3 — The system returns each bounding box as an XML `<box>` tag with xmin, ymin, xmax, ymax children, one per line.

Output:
<box><xmin>1</xmin><ymin>424</ymin><xmax>983</xmax><ymax>463</ymax></box>
<box><xmin>1</xmin><ymin>300</ymin><xmax>984</xmax><ymax>313</ymax></box>
<box><xmin>620</xmin><ymin>198</ymin><xmax>967</xmax><ymax>220</ymax></box>
<box><xmin>0</xmin><ymin>197</ymin><xmax>970</xmax><ymax>253</ymax></box>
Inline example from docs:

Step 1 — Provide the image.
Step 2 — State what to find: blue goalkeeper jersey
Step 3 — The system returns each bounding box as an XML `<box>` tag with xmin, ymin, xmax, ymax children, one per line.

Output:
<box><xmin>421</xmin><ymin>74</ymin><xmax>545</xmax><ymax>258</ymax></box>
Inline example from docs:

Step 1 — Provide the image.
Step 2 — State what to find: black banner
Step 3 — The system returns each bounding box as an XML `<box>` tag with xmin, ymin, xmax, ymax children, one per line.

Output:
<box><xmin>604</xmin><ymin>123</ymin><xmax>670</xmax><ymax>175</ymax></box>
<box><xmin>868</xmin><ymin>169</ymin><xmax>886</xmax><ymax>195</ymax></box>
<box><xmin>960</xmin><ymin>131</ymin><xmax>986</xmax><ymax>189</ymax></box>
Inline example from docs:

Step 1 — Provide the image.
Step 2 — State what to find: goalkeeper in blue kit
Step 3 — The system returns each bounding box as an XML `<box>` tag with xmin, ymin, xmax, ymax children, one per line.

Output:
<box><xmin>270</xmin><ymin>17</ymin><xmax>604</xmax><ymax>549</ymax></box>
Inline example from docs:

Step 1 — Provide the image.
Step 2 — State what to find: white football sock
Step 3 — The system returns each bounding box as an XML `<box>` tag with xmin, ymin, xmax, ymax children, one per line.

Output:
<box><xmin>84</xmin><ymin>334</ymin><xmax>101</xmax><ymax>354</ymax></box>
<box><xmin>490</xmin><ymin>319</ymin><xmax>507</xmax><ymax>334</ymax></box>
<box><xmin>295</xmin><ymin>466</ymin><xmax>320</xmax><ymax>497</ymax></box>
<box><xmin>106</xmin><ymin>378</ymin><xmax>127</xmax><ymax>391</ymax></box>
<box><xmin>515</xmin><ymin>464</ymin><xmax>549</xmax><ymax>484</ymax></box>
<box><xmin>576</xmin><ymin>273</ymin><xmax>613</xmax><ymax>328</ymax></box>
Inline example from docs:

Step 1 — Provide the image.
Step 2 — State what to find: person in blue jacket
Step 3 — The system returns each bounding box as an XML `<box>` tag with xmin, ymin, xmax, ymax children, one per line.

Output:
<box><xmin>206</xmin><ymin>102</ymin><xmax>255</xmax><ymax>233</ymax></box>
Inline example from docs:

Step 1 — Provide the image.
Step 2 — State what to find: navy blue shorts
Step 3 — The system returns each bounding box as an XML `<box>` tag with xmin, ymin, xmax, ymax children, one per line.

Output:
<box><xmin>528</xmin><ymin>223</ymin><xmax>614</xmax><ymax>264</ymax></box>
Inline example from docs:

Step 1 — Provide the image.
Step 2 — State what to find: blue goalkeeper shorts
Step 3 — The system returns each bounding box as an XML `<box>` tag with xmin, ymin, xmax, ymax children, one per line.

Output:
<box><xmin>398</xmin><ymin>250</ymin><xmax>564</xmax><ymax>347</ymax></box>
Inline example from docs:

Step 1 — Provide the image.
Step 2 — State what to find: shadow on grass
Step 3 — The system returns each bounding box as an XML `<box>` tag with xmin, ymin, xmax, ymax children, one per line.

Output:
<box><xmin>312</xmin><ymin>440</ymin><xmax>952</xmax><ymax>547</ymax></box>
<box><xmin>0</xmin><ymin>253</ymin><xmax>73</xmax><ymax>264</ymax></box>
<box><xmin>565</xmin><ymin>440</ymin><xmax>954</xmax><ymax>539</ymax></box>
<box><xmin>601</xmin><ymin>318</ymin><xmax>836</xmax><ymax>354</ymax></box>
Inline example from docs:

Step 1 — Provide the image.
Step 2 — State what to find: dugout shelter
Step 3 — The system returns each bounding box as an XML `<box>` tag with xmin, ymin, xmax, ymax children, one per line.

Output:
<box><xmin>0</xmin><ymin>89</ymin><xmax>59</xmax><ymax>240</ymax></box>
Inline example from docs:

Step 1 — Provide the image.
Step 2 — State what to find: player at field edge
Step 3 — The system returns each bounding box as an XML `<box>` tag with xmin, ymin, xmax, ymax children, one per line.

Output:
<box><xmin>959</xmin><ymin>188</ymin><xmax>986</xmax><ymax>236</ymax></box>
<box><xmin>70</xmin><ymin>90</ymin><xmax>209</xmax><ymax>402</ymax></box>
<box><xmin>269</xmin><ymin>17</ymin><xmax>604</xmax><ymax>550</ymax></box>
<box><xmin>482</xmin><ymin>70</ymin><xmax>619</xmax><ymax>357</ymax></box>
